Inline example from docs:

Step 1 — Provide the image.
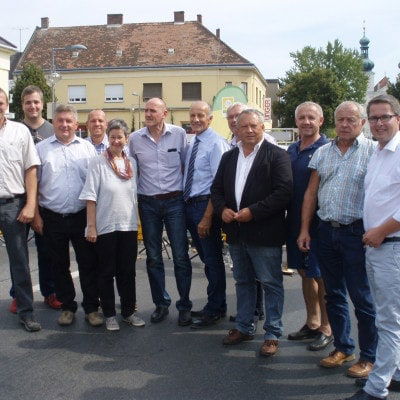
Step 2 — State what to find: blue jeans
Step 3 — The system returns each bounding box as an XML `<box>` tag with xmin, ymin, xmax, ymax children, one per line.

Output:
<box><xmin>0</xmin><ymin>197</ymin><xmax>34</xmax><ymax>318</ymax></box>
<box><xmin>10</xmin><ymin>228</ymin><xmax>55</xmax><ymax>298</ymax></box>
<box><xmin>185</xmin><ymin>200</ymin><xmax>226</xmax><ymax>316</ymax></box>
<box><xmin>317</xmin><ymin>220</ymin><xmax>377</xmax><ymax>362</ymax></box>
<box><xmin>138</xmin><ymin>194</ymin><xmax>192</xmax><ymax>311</ymax></box>
<box><xmin>229</xmin><ymin>243</ymin><xmax>283</xmax><ymax>339</ymax></box>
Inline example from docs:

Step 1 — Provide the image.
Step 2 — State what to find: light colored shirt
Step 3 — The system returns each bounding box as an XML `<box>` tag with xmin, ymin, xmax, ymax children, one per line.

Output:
<box><xmin>183</xmin><ymin>127</ymin><xmax>229</xmax><ymax>197</ymax></box>
<box><xmin>129</xmin><ymin>123</ymin><xmax>187</xmax><ymax>195</ymax></box>
<box><xmin>230</xmin><ymin>131</ymin><xmax>277</xmax><ymax>148</ymax></box>
<box><xmin>363</xmin><ymin>131</ymin><xmax>400</xmax><ymax>236</ymax></box>
<box><xmin>0</xmin><ymin>119</ymin><xmax>40</xmax><ymax>198</ymax></box>
<box><xmin>235</xmin><ymin>139</ymin><xmax>263</xmax><ymax>210</ymax></box>
<box><xmin>87</xmin><ymin>135</ymin><xmax>109</xmax><ymax>155</ymax></box>
<box><xmin>36</xmin><ymin>135</ymin><xmax>97</xmax><ymax>213</ymax></box>
<box><xmin>79</xmin><ymin>154</ymin><xmax>139</xmax><ymax>235</ymax></box>
<box><xmin>309</xmin><ymin>134</ymin><xmax>376</xmax><ymax>224</ymax></box>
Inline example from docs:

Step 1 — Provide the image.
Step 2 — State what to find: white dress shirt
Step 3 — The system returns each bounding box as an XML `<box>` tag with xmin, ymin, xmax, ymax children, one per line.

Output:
<box><xmin>234</xmin><ymin>138</ymin><xmax>263</xmax><ymax>210</ymax></box>
<box><xmin>36</xmin><ymin>135</ymin><xmax>97</xmax><ymax>214</ymax></box>
<box><xmin>363</xmin><ymin>131</ymin><xmax>400</xmax><ymax>236</ymax></box>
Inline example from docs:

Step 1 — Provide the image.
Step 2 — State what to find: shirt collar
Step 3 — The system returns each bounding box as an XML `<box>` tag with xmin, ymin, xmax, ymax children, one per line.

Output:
<box><xmin>333</xmin><ymin>132</ymin><xmax>366</xmax><ymax>148</ymax></box>
<box><xmin>237</xmin><ymin>137</ymin><xmax>264</xmax><ymax>154</ymax></box>
<box><xmin>50</xmin><ymin>134</ymin><xmax>81</xmax><ymax>145</ymax></box>
<box><xmin>380</xmin><ymin>131</ymin><xmax>400</xmax><ymax>152</ymax></box>
<box><xmin>141</xmin><ymin>123</ymin><xmax>170</xmax><ymax>137</ymax></box>
<box><xmin>195</xmin><ymin>127</ymin><xmax>213</xmax><ymax>142</ymax></box>
<box><xmin>88</xmin><ymin>134</ymin><xmax>108</xmax><ymax>146</ymax></box>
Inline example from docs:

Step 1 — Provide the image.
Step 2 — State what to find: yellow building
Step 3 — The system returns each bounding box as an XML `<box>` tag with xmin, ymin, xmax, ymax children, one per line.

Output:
<box><xmin>15</xmin><ymin>12</ymin><xmax>267</xmax><ymax>136</ymax></box>
<box><xmin>0</xmin><ymin>36</ymin><xmax>17</xmax><ymax>97</ymax></box>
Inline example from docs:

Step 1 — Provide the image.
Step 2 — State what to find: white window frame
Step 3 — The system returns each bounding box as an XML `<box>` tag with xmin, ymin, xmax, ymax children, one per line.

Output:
<box><xmin>68</xmin><ymin>85</ymin><xmax>86</xmax><ymax>103</ymax></box>
<box><xmin>105</xmin><ymin>84</ymin><xmax>124</xmax><ymax>102</ymax></box>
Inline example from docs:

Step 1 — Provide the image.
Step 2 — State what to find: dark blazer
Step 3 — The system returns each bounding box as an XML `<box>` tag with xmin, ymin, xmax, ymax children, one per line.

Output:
<box><xmin>211</xmin><ymin>140</ymin><xmax>293</xmax><ymax>246</ymax></box>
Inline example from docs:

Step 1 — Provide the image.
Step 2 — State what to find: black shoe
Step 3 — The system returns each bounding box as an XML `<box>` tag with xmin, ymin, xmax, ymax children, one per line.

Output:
<box><xmin>150</xmin><ymin>306</ymin><xmax>169</xmax><ymax>323</ymax></box>
<box><xmin>288</xmin><ymin>324</ymin><xmax>319</xmax><ymax>340</ymax></box>
<box><xmin>356</xmin><ymin>378</ymin><xmax>400</xmax><ymax>392</ymax></box>
<box><xmin>191</xmin><ymin>310</ymin><xmax>225</xmax><ymax>320</ymax></box>
<box><xmin>342</xmin><ymin>389</ymin><xmax>386</xmax><ymax>400</ymax></box>
<box><xmin>229</xmin><ymin>315</ymin><xmax>236</xmax><ymax>322</ymax></box>
<box><xmin>307</xmin><ymin>332</ymin><xmax>333</xmax><ymax>351</ymax></box>
<box><xmin>190</xmin><ymin>314</ymin><xmax>218</xmax><ymax>329</ymax></box>
<box><xmin>178</xmin><ymin>310</ymin><xmax>192</xmax><ymax>326</ymax></box>
<box><xmin>20</xmin><ymin>317</ymin><xmax>41</xmax><ymax>332</ymax></box>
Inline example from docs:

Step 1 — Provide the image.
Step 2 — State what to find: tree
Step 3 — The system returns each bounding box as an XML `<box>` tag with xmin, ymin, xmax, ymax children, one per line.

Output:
<box><xmin>11</xmin><ymin>63</ymin><xmax>52</xmax><ymax>120</ymax></box>
<box><xmin>274</xmin><ymin>40</ymin><xmax>368</xmax><ymax>129</ymax></box>
<box><xmin>387</xmin><ymin>74</ymin><xmax>400</xmax><ymax>101</ymax></box>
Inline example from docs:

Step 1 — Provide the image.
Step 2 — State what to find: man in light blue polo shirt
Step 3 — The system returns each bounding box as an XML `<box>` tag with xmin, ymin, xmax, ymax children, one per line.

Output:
<box><xmin>183</xmin><ymin>101</ymin><xmax>229</xmax><ymax>328</ymax></box>
<box><xmin>129</xmin><ymin>98</ymin><xmax>192</xmax><ymax>326</ymax></box>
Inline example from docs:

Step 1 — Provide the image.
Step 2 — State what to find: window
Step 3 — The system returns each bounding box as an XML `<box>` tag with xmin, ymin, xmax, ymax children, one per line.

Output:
<box><xmin>182</xmin><ymin>82</ymin><xmax>201</xmax><ymax>101</ymax></box>
<box><xmin>225</xmin><ymin>81</ymin><xmax>232</xmax><ymax>86</ymax></box>
<box><xmin>68</xmin><ymin>85</ymin><xmax>86</xmax><ymax>103</ymax></box>
<box><xmin>105</xmin><ymin>84</ymin><xmax>123</xmax><ymax>102</ymax></box>
<box><xmin>143</xmin><ymin>83</ymin><xmax>162</xmax><ymax>101</ymax></box>
<box><xmin>239</xmin><ymin>82</ymin><xmax>248</xmax><ymax>96</ymax></box>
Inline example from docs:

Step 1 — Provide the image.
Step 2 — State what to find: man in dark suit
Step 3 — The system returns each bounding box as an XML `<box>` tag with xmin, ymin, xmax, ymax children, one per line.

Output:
<box><xmin>211</xmin><ymin>109</ymin><xmax>292</xmax><ymax>357</ymax></box>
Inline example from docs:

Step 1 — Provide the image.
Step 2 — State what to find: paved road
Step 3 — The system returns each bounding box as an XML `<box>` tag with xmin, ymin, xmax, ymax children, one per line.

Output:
<box><xmin>0</xmin><ymin>242</ymin><xmax>398</xmax><ymax>400</ymax></box>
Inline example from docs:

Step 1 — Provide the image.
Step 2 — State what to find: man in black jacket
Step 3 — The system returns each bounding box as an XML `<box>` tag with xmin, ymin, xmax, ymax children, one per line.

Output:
<box><xmin>211</xmin><ymin>109</ymin><xmax>292</xmax><ymax>357</ymax></box>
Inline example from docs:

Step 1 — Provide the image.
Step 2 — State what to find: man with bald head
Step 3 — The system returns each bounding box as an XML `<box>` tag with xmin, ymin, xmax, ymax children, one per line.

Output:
<box><xmin>298</xmin><ymin>101</ymin><xmax>377</xmax><ymax>378</ymax></box>
<box><xmin>86</xmin><ymin>110</ymin><xmax>108</xmax><ymax>154</ymax></box>
<box><xmin>183</xmin><ymin>101</ymin><xmax>230</xmax><ymax>328</ymax></box>
<box><xmin>129</xmin><ymin>98</ymin><xmax>192</xmax><ymax>326</ymax></box>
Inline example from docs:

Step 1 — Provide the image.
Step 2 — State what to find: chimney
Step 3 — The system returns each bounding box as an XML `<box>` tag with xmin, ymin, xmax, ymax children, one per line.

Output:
<box><xmin>174</xmin><ymin>11</ymin><xmax>185</xmax><ymax>23</ymax></box>
<box><xmin>107</xmin><ymin>14</ymin><xmax>123</xmax><ymax>25</ymax></box>
<box><xmin>197</xmin><ymin>14</ymin><xmax>202</xmax><ymax>24</ymax></box>
<box><xmin>41</xmin><ymin>17</ymin><xmax>49</xmax><ymax>29</ymax></box>
<box><xmin>216</xmin><ymin>28</ymin><xmax>220</xmax><ymax>39</ymax></box>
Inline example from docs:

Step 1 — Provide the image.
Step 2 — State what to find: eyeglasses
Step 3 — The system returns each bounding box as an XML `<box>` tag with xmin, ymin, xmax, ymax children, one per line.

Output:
<box><xmin>367</xmin><ymin>114</ymin><xmax>398</xmax><ymax>124</ymax></box>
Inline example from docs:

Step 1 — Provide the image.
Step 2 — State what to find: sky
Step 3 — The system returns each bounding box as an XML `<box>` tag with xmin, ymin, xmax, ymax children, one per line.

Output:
<box><xmin>2</xmin><ymin>0</ymin><xmax>399</xmax><ymax>83</ymax></box>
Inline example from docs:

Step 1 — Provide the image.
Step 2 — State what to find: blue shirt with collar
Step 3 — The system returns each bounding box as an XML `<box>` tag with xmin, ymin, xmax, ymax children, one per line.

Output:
<box><xmin>183</xmin><ymin>127</ymin><xmax>229</xmax><ymax>198</ymax></box>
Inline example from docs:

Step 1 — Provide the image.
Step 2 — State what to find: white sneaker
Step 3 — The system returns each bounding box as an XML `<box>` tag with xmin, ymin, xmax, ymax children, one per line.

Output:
<box><xmin>122</xmin><ymin>313</ymin><xmax>145</xmax><ymax>327</ymax></box>
<box><xmin>106</xmin><ymin>316</ymin><xmax>120</xmax><ymax>331</ymax></box>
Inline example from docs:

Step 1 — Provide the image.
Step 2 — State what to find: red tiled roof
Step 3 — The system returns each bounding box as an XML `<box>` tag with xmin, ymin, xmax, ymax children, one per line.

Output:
<box><xmin>17</xmin><ymin>21</ymin><xmax>251</xmax><ymax>72</ymax></box>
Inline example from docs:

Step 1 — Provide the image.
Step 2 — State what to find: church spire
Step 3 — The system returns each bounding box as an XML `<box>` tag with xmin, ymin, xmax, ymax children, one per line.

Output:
<box><xmin>360</xmin><ymin>22</ymin><xmax>374</xmax><ymax>72</ymax></box>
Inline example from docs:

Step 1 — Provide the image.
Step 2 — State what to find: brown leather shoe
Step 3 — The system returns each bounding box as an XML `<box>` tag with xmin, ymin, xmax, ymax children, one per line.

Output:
<box><xmin>222</xmin><ymin>329</ymin><xmax>254</xmax><ymax>345</ymax></box>
<box><xmin>347</xmin><ymin>360</ymin><xmax>373</xmax><ymax>378</ymax></box>
<box><xmin>259</xmin><ymin>340</ymin><xmax>279</xmax><ymax>357</ymax></box>
<box><xmin>320</xmin><ymin>349</ymin><xmax>355</xmax><ymax>368</ymax></box>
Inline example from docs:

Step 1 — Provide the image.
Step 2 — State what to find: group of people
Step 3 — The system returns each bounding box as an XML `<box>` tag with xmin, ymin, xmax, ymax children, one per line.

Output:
<box><xmin>0</xmin><ymin>83</ymin><xmax>399</xmax><ymax>400</ymax></box>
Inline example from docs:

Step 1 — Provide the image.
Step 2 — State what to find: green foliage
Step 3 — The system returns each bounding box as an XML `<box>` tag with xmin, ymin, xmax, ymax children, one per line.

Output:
<box><xmin>387</xmin><ymin>74</ymin><xmax>400</xmax><ymax>101</ymax></box>
<box><xmin>11</xmin><ymin>63</ymin><xmax>52</xmax><ymax>120</ymax></box>
<box><xmin>274</xmin><ymin>40</ymin><xmax>368</xmax><ymax>129</ymax></box>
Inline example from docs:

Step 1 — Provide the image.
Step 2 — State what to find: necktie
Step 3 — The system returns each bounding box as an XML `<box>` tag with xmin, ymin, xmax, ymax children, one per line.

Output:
<box><xmin>183</xmin><ymin>137</ymin><xmax>200</xmax><ymax>201</ymax></box>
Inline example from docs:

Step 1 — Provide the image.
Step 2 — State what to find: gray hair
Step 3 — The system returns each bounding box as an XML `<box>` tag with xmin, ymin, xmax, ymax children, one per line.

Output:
<box><xmin>54</xmin><ymin>104</ymin><xmax>78</xmax><ymax>120</ymax></box>
<box><xmin>106</xmin><ymin>119</ymin><xmax>129</xmax><ymax>137</ymax></box>
<box><xmin>295</xmin><ymin>101</ymin><xmax>323</xmax><ymax>118</ymax></box>
<box><xmin>367</xmin><ymin>94</ymin><xmax>400</xmax><ymax>116</ymax></box>
<box><xmin>334</xmin><ymin>101</ymin><xmax>365</xmax><ymax>119</ymax></box>
<box><xmin>237</xmin><ymin>109</ymin><xmax>265</xmax><ymax>125</ymax></box>
<box><xmin>226</xmin><ymin>102</ymin><xmax>248</xmax><ymax>115</ymax></box>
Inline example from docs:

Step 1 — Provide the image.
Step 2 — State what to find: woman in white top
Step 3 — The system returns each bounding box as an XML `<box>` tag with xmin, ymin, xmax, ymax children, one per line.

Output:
<box><xmin>80</xmin><ymin>119</ymin><xmax>144</xmax><ymax>331</ymax></box>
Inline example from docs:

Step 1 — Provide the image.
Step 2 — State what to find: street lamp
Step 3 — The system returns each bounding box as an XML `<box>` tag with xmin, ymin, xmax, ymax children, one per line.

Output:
<box><xmin>50</xmin><ymin>44</ymin><xmax>87</xmax><ymax>118</ymax></box>
<box><xmin>132</xmin><ymin>92</ymin><xmax>141</xmax><ymax>130</ymax></box>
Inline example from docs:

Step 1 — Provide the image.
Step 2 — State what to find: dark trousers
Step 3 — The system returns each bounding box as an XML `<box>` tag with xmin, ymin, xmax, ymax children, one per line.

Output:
<box><xmin>185</xmin><ymin>200</ymin><xmax>226</xmax><ymax>316</ymax></box>
<box><xmin>317</xmin><ymin>220</ymin><xmax>377</xmax><ymax>362</ymax></box>
<box><xmin>95</xmin><ymin>231</ymin><xmax>138</xmax><ymax>318</ymax></box>
<box><xmin>41</xmin><ymin>207</ymin><xmax>99</xmax><ymax>314</ymax></box>
<box><xmin>10</xmin><ymin>227</ymin><xmax>55</xmax><ymax>299</ymax></box>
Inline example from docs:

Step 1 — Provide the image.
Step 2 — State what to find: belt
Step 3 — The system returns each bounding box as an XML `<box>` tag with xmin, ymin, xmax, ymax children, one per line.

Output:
<box><xmin>325</xmin><ymin>219</ymin><xmax>362</xmax><ymax>228</ymax></box>
<box><xmin>139</xmin><ymin>191</ymin><xmax>182</xmax><ymax>201</ymax></box>
<box><xmin>0</xmin><ymin>193</ymin><xmax>26</xmax><ymax>205</ymax></box>
<box><xmin>185</xmin><ymin>195</ymin><xmax>210</xmax><ymax>204</ymax></box>
<box><xmin>383</xmin><ymin>237</ymin><xmax>400</xmax><ymax>243</ymax></box>
<box><xmin>40</xmin><ymin>207</ymin><xmax>85</xmax><ymax>218</ymax></box>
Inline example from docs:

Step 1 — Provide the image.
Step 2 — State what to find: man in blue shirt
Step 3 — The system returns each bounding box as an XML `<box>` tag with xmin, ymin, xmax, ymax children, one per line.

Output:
<box><xmin>286</xmin><ymin>102</ymin><xmax>332</xmax><ymax>351</ymax></box>
<box><xmin>183</xmin><ymin>101</ymin><xmax>229</xmax><ymax>328</ymax></box>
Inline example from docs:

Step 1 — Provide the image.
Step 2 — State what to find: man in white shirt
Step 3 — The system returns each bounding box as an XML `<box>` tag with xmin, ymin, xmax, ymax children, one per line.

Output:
<box><xmin>0</xmin><ymin>87</ymin><xmax>41</xmax><ymax>332</ymax></box>
<box><xmin>33</xmin><ymin>104</ymin><xmax>101</xmax><ymax>327</ymax></box>
<box><xmin>344</xmin><ymin>95</ymin><xmax>400</xmax><ymax>400</ymax></box>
